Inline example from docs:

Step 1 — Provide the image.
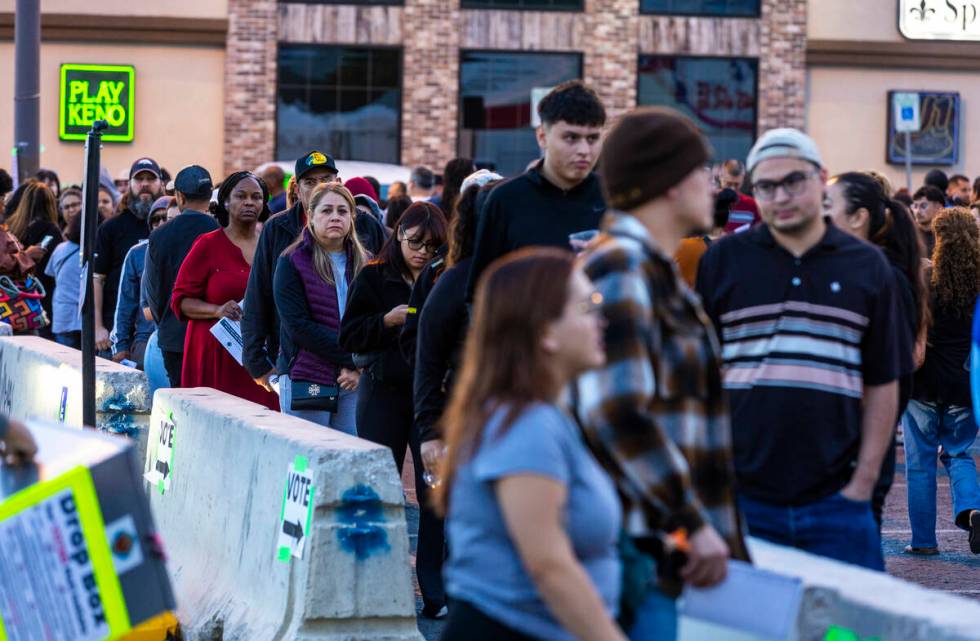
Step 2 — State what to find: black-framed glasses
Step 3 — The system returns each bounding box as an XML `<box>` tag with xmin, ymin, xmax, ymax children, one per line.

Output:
<box><xmin>752</xmin><ymin>170</ymin><xmax>817</xmax><ymax>202</ymax></box>
<box><xmin>402</xmin><ymin>235</ymin><xmax>439</xmax><ymax>253</ymax></box>
<box><xmin>150</xmin><ymin>214</ymin><xmax>168</xmax><ymax>226</ymax></box>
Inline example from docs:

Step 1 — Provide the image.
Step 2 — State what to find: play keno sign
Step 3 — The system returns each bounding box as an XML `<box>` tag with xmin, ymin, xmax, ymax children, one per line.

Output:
<box><xmin>59</xmin><ymin>63</ymin><xmax>135</xmax><ymax>143</ymax></box>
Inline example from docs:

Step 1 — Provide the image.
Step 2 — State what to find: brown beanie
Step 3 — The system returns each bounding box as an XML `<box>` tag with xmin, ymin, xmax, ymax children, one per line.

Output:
<box><xmin>600</xmin><ymin>107</ymin><xmax>712</xmax><ymax>211</ymax></box>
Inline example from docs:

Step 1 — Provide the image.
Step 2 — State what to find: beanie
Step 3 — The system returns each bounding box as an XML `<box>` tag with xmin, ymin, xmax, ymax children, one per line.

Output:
<box><xmin>345</xmin><ymin>177</ymin><xmax>379</xmax><ymax>203</ymax></box>
<box><xmin>600</xmin><ymin>107</ymin><xmax>711</xmax><ymax>211</ymax></box>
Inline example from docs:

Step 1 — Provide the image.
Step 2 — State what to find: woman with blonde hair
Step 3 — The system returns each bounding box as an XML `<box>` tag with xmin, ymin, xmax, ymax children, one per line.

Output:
<box><xmin>903</xmin><ymin>207</ymin><xmax>980</xmax><ymax>555</ymax></box>
<box><xmin>274</xmin><ymin>183</ymin><xmax>369</xmax><ymax>434</ymax></box>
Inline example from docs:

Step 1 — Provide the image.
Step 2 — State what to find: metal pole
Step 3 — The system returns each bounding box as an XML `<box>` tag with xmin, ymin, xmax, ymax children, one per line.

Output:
<box><xmin>13</xmin><ymin>0</ymin><xmax>41</xmax><ymax>183</ymax></box>
<box><xmin>81</xmin><ymin>120</ymin><xmax>107</xmax><ymax>429</ymax></box>
<box><xmin>905</xmin><ymin>130</ymin><xmax>913</xmax><ymax>192</ymax></box>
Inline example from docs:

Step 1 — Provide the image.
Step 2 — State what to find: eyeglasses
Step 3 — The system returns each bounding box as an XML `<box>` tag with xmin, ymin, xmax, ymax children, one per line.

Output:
<box><xmin>752</xmin><ymin>170</ymin><xmax>817</xmax><ymax>202</ymax></box>
<box><xmin>150</xmin><ymin>214</ymin><xmax>168</xmax><ymax>226</ymax></box>
<box><xmin>402</xmin><ymin>236</ymin><xmax>439</xmax><ymax>253</ymax></box>
<box><xmin>576</xmin><ymin>291</ymin><xmax>604</xmax><ymax>315</ymax></box>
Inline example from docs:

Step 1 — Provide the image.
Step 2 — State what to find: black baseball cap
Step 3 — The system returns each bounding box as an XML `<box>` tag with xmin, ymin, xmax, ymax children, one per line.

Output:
<box><xmin>129</xmin><ymin>157</ymin><xmax>162</xmax><ymax>180</ymax></box>
<box><xmin>173</xmin><ymin>165</ymin><xmax>214</xmax><ymax>198</ymax></box>
<box><xmin>295</xmin><ymin>150</ymin><xmax>338</xmax><ymax>180</ymax></box>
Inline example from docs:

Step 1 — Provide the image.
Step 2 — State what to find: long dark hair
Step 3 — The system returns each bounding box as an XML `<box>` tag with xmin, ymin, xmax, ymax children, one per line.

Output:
<box><xmin>831</xmin><ymin>172</ymin><xmax>930</xmax><ymax>336</ymax></box>
<box><xmin>373</xmin><ymin>201</ymin><xmax>447</xmax><ymax>280</ymax></box>
<box><xmin>447</xmin><ymin>180</ymin><xmax>500</xmax><ymax>267</ymax></box>
<box><xmin>210</xmin><ymin>171</ymin><xmax>271</xmax><ymax>226</ymax></box>
<box><xmin>6</xmin><ymin>181</ymin><xmax>58</xmax><ymax>241</ymax></box>
<box><xmin>435</xmin><ymin>248</ymin><xmax>575</xmax><ymax>514</ymax></box>
<box><xmin>439</xmin><ymin>158</ymin><xmax>475</xmax><ymax>220</ymax></box>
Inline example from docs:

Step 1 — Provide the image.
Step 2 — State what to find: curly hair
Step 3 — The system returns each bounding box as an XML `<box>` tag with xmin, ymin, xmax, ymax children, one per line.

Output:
<box><xmin>931</xmin><ymin>207</ymin><xmax>980</xmax><ymax>316</ymax></box>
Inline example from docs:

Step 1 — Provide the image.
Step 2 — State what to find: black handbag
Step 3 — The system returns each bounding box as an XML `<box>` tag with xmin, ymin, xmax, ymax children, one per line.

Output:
<box><xmin>290</xmin><ymin>379</ymin><xmax>339</xmax><ymax>412</ymax></box>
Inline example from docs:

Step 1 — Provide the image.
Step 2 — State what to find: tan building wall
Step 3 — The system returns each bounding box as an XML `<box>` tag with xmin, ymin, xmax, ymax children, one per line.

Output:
<box><xmin>0</xmin><ymin>41</ymin><xmax>226</xmax><ymax>185</ymax></box>
<box><xmin>0</xmin><ymin>0</ymin><xmax>227</xmax><ymax>19</ymax></box>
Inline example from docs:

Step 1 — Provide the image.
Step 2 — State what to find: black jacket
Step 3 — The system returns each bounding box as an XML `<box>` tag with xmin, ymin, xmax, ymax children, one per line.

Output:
<box><xmin>414</xmin><ymin>257</ymin><xmax>471</xmax><ymax>443</ymax></box>
<box><xmin>398</xmin><ymin>245</ymin><xmax>447</xmax><ymax>366</ymax></box>
<box><xmin>465</xmin><ymin>161</ymin><xmax>605</xmax><ymax>300</ymax></box>
<box><xmin>273</xmin><ymin>255</ymin><xmax>355</xmax><ymax>375</ymax></box>
<box><xmin>142</xmin><ymin>210</ymin><xmax>219</xmax><ymax>352</ymax></box>
<box><xmin>355</xmin><ymin>207</ymin><xmax>389</xmax><ymax>256</ymax></box>
<box><xmin>339</xmin><ymin>261</ymin><xmax>413</xmax><ymax>387</ymax></box>
<box><xmin>242</xmin><ymin>203</ymin><xmax>304</xmax><ymax>378</ymax></box>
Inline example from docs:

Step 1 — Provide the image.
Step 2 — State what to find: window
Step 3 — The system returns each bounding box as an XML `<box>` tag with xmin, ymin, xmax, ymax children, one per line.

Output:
<box><xmin>640</xmin><ymin>0</ymin><xmax>759</xmax><ymax>16</ymax></box>
<box><xmin>459</xmin><ymin>51</ymin><xmax>581</xmax><ymax>176</ymax></box>
<box><xmin>637</xmin><ymin>55</ymin><xmax>757</xmax><ymax>163</ymax></box>
<box><xmin>276</xmin><ymin>45</ymin><xmax>401</xmax><ymax>164</ymax></box>
<box><xmin>462</xmin><ymin>0</ymin><xmax>582</xmax><ymax>9</ymax></box>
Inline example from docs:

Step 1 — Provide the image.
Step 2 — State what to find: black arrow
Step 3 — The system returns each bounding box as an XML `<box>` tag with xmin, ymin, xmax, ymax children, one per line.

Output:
<box><xmin>155</xmin><ymin>459</ymin><xmax>170</xmax><ymax>479</ymax></box>
<box><xmin>282</xmin><ymin>520</ymin><xmax>304</xmax><ymax>542</ymax></box>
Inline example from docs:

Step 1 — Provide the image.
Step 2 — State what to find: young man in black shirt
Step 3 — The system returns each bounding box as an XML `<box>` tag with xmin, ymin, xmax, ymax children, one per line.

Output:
<box><xmin>94</xmin><ymin>157</ymin><xmax>163</xmax><ymax>352</ymax></box>
<box><xmin>142</xmin><ymin>165</ymin><xmax>220</xmax><ymax>386</ymax></box>
<box><xmin>465</xmin><ymin>81</ymin><xmax>607</xmax><ymax>299</ymax></box>
<box><xmin>696</xmin><ymin>129</ymin><xmax>900</xmax><ymax>571</ymax></box>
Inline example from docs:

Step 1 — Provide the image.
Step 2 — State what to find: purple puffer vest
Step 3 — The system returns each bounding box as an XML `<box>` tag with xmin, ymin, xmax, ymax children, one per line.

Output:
<box><xmin>288</xmin><ymin>228</ymin><xmax>354</xmax><ymax>386</ymax></box>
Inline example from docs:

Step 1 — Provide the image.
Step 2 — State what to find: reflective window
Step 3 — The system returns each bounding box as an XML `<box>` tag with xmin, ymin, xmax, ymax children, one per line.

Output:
<box><xmin>462</xmin><ymin>0</ymin><xmax>581</xmax><ymax>9</ymax></box>
<box><xmin>637</xmin><ymin>55</ymin><xmax>757</xmax><ymax>162</ymax></box>
<box><xmin>459</xmin><ymin>51</ymin><xmax>581</xmax><ymax>176</ymax></box>
<box><xmin>277</xmin><ymin>45</ymin><xmax>401</xmax><ymax>164</ymax></box>
<box><xmin>640</xmin><ymin>0</ymin><xmax>759</xmax><ymax>16</ymax></box>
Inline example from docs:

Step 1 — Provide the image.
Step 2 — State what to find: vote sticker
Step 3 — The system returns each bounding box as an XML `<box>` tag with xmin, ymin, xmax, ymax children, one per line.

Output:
<box><xmin>143</xmin><ymin>415</ymin><xmax>175</xmax><ymax>495</ymax></box>
<box><xmin>277</xmin><ymin>456</ymin><xmax>315</xmax><ymax>561</ymax></box>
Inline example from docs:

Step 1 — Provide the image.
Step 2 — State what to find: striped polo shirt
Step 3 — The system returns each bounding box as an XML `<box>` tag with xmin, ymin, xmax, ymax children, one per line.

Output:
<box><xmin>696</xmin><ymin>220</ymin><xmax>899</xmax><ymax>505</ymax></box>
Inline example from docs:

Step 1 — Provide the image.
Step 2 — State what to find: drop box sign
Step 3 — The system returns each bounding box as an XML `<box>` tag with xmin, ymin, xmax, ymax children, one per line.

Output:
<box><xmin>59</xmin><ymin>64</ymin><xmax>135</xmax><ymax>142</ymax></box>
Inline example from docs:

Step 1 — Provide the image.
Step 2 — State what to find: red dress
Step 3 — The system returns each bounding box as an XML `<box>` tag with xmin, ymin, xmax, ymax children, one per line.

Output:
<box><xmin>171</xmin><ymin>230</ymin><xmax>280</xmax><ymax>411</ymax></box>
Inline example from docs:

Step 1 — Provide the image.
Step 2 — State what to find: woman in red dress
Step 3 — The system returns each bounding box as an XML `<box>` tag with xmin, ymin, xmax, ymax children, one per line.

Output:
<box><xmin>171</xmin><ymin>172</ymin><xmax>280</xmax><ymax>410</ymax></box>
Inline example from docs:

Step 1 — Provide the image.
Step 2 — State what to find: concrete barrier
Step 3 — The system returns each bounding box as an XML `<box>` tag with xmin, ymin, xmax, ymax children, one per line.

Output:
<box><xmin>146</xmin><ymin>388</ymin><xmax>422</xmax><ymax>641</ymax></box>
<box><xmin>0</xmin><ymin>336</ymin><xmax>151</xmax><ymax>453</ymax></box>
<box><xmin>680</xmin><ymin>537</ymin><xmax>980</xmax><ymax>641</ymax></box>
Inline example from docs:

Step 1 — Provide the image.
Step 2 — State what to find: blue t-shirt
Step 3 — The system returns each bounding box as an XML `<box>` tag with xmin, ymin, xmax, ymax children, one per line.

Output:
<box><xmin>329</xmin><ymin>251</ymin><xmax>349</xmax><ymax>319</ymax></box>
<box><xmin>445</xmin><ymin>402</ymin><xmax>622</xmax><ymax>641</ymax></box>
<box><xmin>44</xmin><ymin>241</ymin><xmax>82</xmax><ymax>334</ymax></box>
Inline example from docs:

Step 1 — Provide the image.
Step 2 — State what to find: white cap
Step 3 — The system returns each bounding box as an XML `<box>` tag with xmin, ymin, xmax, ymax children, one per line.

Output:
<box><xmin>746</xmin><ymin>128</ymin><xmax>823</xmax><ymax>174</ymax></box>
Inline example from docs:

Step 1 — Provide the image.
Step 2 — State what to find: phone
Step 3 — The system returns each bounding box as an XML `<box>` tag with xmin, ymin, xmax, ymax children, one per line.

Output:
<box><xmin>39</xmin><ymin>235</ymin><xmax>54</xmax><ymax>249</ymax></box>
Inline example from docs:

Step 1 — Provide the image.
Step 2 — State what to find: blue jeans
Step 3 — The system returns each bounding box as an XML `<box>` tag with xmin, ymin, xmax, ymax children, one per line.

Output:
<box><xmin>278</xmin><ymin>374</ymin><xmax>358</xmax><ymax>436</ymax></box>
<box><xmin>902</xmin><ymin>399</ymin><xmax>980</xmax><ymax>547</ymax></box>
<box><xmin>143</xmin><ymin>331</ymin><xmax>170</xmax><ymax>397</ymax></box>
<box><xmin>628</xmin><ymin>584</ymin><xmax>677</xmax><ymax>641</ymax></box>
<box><xmin>738</xmin><ymin>492</ymin><xmax>884</xmax><ymax>570</ymax></box>
<box><xmin>55</xmin><ymin>331</ymin><xmax>81</xmax><ymax>349</ymax></box>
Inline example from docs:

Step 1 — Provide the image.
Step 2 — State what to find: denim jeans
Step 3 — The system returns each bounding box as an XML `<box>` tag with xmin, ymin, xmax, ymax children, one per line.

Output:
<box><xmin>628</xmin><ymin>584</ymin><xmax>677</xmax><ymax>641</ymax></box>
<box><xmin>738</xmin><ymin>492</ymin><xmax>884</xmax><ymax>570</ymax></box>
<box><xmin>54</xmin><ymin>331</ymin><xmax>81</xmax><ymax>349</ymax></box>
<box><xmin>143</xmin><ymin>331</ymin><xmax>170</xmax><ymax>398</ymax></box>
<box><xmin>278</xmin><ymin>374</ymin><xmax>358</xmax><ymax>436</ymax></box>
<box><xmin>902</xmin><ymin>399</ymin><xmax>980</xmax><ymax>548</ymax></box>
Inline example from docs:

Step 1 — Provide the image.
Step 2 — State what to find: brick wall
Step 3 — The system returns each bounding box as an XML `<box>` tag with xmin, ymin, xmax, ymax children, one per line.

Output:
<box><xmin>223</xmin><ymin>0</ymin><xmax>278</xmax><ymax>175</ymax></box>
<box><xmin>583</xmin><ymin>0</ymin><xmax>639</xmax><ymax>123</ymax></box>
<box><xmin>758</xmin><ymin>0</ymin><xmax>807</xmax><ymax>132</ymax></box>
<box><xmin>400</xmin><ymin>0</ymin><xmax>461</xmax><ymax>169</ymax></box>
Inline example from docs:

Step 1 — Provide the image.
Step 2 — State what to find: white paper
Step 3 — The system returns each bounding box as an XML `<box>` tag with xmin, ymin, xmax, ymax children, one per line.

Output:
<box><xmin>210</xmin><ymin>316</ymin><xmax>244</xmax><ymax>366</ymax></box>
<box><xmin>679</xmin><ymin>560</ymin><xmax>803</xmax><ymax>640</ymax></box>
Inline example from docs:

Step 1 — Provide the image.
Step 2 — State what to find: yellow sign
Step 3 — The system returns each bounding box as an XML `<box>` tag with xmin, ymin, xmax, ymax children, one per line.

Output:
<box><xmin>59</xmin><ymin>64</ymin><xmax>135</xmax><ymax>142</ymax></box>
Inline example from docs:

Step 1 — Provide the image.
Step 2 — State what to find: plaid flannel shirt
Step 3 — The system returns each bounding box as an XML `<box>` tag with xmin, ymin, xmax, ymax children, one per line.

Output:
<box><xmin>575</xmin><ymin>211</ymin><xmax>749</xmax><ymax>562</ymax></box>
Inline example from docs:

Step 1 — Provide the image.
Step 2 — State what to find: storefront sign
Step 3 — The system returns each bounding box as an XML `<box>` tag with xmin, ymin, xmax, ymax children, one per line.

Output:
<box><xmin>59</xmin><ymin>64</ymin><xmax>135</xmax><ymax>142</ymax></box>
<box><xmin>886</xmin><ymin>90</ymin><xmax>959</xmax><ymax>166</ymax></box>
<box><xmin>900</xmin><ymin>0</ymin><xmax>980</xmax><ymax>41</ymax></box>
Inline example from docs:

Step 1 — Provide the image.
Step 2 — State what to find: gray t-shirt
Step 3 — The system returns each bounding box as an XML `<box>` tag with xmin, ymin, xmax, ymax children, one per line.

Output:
<box><xmin>329</xmin><ymin>251</ymin><xmax>349</xmax><ymax>319</ymax></box>
<box><xmin>445</xmin><ymin>402</ymin><xmax>622</xmax><ymax>641</ymax></box>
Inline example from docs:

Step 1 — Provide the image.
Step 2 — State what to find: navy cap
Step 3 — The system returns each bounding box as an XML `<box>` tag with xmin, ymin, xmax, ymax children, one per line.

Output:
<box><xmin>129</xmin><ymin>157</ymin><xmax>161</xmax><ymax>180</ymax></box>
<box><xmin>173</xmin><ymin>165</ymin><xmax>214</xmax><ymax>198</ymax></box>
<box><xmin>294</xmin><ymin>150</ymin><xmax>338</xmax><ymax>180</ymax></box>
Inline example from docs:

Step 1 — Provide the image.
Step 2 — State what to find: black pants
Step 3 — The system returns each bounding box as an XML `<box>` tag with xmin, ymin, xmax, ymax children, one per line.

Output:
<box><xmin>441</xmin><ymin>601</ymin><xmax>537</xmax><ymax>641</ymax></box>
<box><xmin>872</xmin><ymin>375</ymin><xmax>913</xmax><ymax>528</ymax></box>
<box><xmin>357</xmin><ymin>374</ymin><xmax>446</xmax><ymax>610</ymax></box>
<box><xmin>161</xmin><ymin>350</ymin><xmax>183</xmax><ymax>388</ymax></box>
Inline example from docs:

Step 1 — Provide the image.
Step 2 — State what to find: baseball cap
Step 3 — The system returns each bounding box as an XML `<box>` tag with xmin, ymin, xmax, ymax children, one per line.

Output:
<box><xmin>295</xmin><ymin>150</ymin><xmax>338</xmax><ymax>180</ymax></box>
<box><xmin>129</xmin><ymin>157</ymin><xmax>162</xmax><ymax>180</ymax></box>
<box><xmin>746</xmin><ymin>128</ymin><xmax>823</xmax><ymax>174</ymax></box>
<box><xmin>173</xmin><ymin>165</ymin><xmax>214</xmax><ymax>198</ymax></box>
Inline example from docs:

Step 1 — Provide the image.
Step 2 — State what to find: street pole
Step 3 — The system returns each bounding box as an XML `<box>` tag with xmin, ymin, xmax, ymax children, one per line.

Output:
<box><xmin>13</xmin><ymin>0</ymin><xmax>41</xmax><ymax>183</ymax></box>
<box><xmin>904</xmin><ymin>130</ymin><xmax>913</xmax><ymax>192</ymax></box>
<box><xmin>81</xmin><ymin>120</ymin><xmax>107</xmax><ymax>429</ymax></box>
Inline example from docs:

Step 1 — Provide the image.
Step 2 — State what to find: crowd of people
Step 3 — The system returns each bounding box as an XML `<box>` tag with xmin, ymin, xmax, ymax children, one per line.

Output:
<box><xmin>2</xmin><ymin>79</ymin><xmax>980</xmax><ymax>640</ymax></box>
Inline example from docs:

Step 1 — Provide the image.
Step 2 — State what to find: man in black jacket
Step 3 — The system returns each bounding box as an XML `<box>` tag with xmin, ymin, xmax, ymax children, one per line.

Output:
<box><xmin>142</xmin><ymin>165</ymin><xmax>220</xmax><ymax>386</ymax></box>
<box><xmin>465</xmin><ymin>80</ymin><xmax>607</xmax><ymax>300</ymax></box>
<box><xmin>242</xmin><ymin>151</ymin><xmax>341</xmax><ymax>394</ymax></box>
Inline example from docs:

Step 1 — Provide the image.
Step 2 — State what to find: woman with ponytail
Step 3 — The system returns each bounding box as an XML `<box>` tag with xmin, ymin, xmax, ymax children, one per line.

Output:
<box><xmin>170</xmin><ymin>171</ymin><xmax>279</xmax><ymax>409</ymax></box>
<box><xmin>825</xmin><ymin>171</ymin><xmax>929</xmax><ymax>527</ymax></box>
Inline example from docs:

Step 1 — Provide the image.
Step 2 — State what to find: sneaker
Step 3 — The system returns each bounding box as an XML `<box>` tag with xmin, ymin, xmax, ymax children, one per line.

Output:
<box><xmin>421</xmin><ymin>604</ymin><xmax>448</xmax><ymax>620</ymax></box>
<box><xmin>904</xmin><ymin>544</ymin><xmax>939</xmax><ymax>556</ymax></box>
<box><xmin>970</xmin><ymin>510</ymin><xmax>980</xmax><ymax>554</ymax></box>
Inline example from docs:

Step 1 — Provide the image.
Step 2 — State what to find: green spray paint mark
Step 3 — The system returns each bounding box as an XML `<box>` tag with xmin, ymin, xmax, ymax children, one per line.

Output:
<box><xmin>277</xmin><ymin>546</ymin><xmax>290</xmax><ymax>562</ymax></box>
<box><xmin>294</xmin><ymin>455</ymin><xmax>307</xmax><ymax>473</ymax></box>
<box><xmin>825</xmin><ymin>626</ymin><xmax>880</xmax><ymax>641</ymax></box>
